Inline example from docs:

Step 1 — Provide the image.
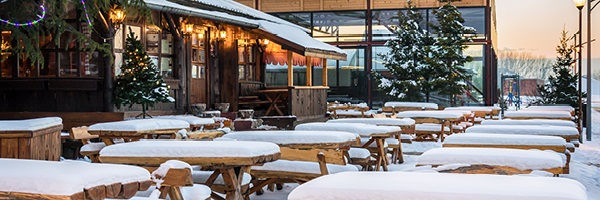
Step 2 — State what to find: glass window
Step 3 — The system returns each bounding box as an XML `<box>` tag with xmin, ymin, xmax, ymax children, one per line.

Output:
<box><xmin>372</xmin><ymin>46</ymin><xmax>390</xmax><ymax>72</ymax></box>
<box><xmin>312</xmin><ymin>11</ymin><xmax>366</xmax><ymax>42</ymax></box>
<box><xmin>270</xmin><ymin>13</ymin><xmax>312</xmax><ymax>29</ymax></box>
<box><xmin>327</xmin><ymin>48</ymin><xmax>366</xmax><ymax>102</ymax></box>
<box><xmin>160</xmin><ymin>57</ymin><xmax>172</xmax><ymax>77</ymax></box>
<box><xmin>237</xmin><ymin>42</ymin><xmax>256</xmax><ymax>81</ymax></box>
<box><xmin>429</xmin><ymin>7</ymin><xmax>485</xmax><ymax>38</ymax></box>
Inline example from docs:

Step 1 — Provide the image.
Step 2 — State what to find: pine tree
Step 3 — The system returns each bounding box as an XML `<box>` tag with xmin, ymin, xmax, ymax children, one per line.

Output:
<box><xmin>429</xmin><ymin>0</ymin><xmax>476</xmax><ymax>106</ymax></box>
<box><xmin>114</xmin><ymin>28</ymin><xmax>174</xmax><ymax>118</ymax></box>
<box><xmin>536</xmin><ymin>29</ymin><xmax>582</xmax><ymax>108</ymax></box>
<box><xmin>373</xmin><ymin>0</ymin><xmax>436</xmax><ymax>102</ymax></box>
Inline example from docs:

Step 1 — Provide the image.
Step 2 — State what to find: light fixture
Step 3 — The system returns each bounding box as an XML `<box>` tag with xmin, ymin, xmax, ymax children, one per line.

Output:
<box><xmin>262</xmin><ymin>39</ymin><xmax>270</xmax><ymax>46</ymax></box>
<box><xmin>219</xmin><ymin>29</ymin><xmax>227</xmax><ymax>40</ymax></box>
<box><xmin>110</xmin><ymin>6</ymin><xmax>126</xmax><ymax>31</ymax></box>
<box><xmin>184</xmin><ymin>23</ymin><xmax>194</xmax><ymax>35</ymax></box>
<box><xmin>198</xmin><ymin>32</ymin><xmax>204</xmax><ymax>40</ymax></box>
<box><xmin>572</xmin><ymin>0</ymin><xmax>585</xmax><ymax>10</ymax></box>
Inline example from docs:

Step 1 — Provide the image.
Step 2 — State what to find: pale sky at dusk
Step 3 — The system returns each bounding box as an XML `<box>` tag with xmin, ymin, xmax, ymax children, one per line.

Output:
<box><xmin>496</xmin><ymin>0</ymin><xmax>600</xmax><ymax>59</ymax></box>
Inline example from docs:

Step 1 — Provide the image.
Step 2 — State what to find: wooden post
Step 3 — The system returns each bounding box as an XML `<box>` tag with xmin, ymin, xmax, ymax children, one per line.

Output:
<box><xmin>306</xmin><ymin>56</ymin><xmax>312</xmax><ymax>86</ymax></box>
<box><xmin>287</xmin><ymin>51</ymin><xmax>293</xmax><ymax>87</ymax></box>
<box><xmin>322</xmin><ymin>58</ymin><xmax>327</xmax><ymax>86</ymax></box>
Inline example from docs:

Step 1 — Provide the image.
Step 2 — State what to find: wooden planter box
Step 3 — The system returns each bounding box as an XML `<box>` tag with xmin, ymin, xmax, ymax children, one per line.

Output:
<box><xmin>0</xmin><ymin>119</ymin><xmax>63</xmax><ymax>161</ymax></box>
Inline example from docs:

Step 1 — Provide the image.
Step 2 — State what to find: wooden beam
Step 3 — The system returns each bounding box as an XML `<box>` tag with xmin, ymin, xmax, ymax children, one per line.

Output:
<box><xmin>322</xmin><ymin>58</ymin><xmax>327</xmax><ymax>86</ymax></box>
<box><xmin>306</xmin><ymin>56</ymin><xmax>312</xmax><ymax>86</ymax></box>
<box><xmin>287</xmin><ymin>51</ymin><xmax>293</xmax><ymax>87</ymax></box>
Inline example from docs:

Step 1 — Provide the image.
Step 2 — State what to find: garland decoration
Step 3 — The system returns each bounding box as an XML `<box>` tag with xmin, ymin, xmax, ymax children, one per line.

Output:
<box><xmin>0</xmin><ymin>1</ymin><xmax>46</xmax><ymax>26</ymax></box>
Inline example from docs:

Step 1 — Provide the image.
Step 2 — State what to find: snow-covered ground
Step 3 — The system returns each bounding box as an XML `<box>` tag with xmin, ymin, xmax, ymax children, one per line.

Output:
<box><xmin>252</xmin><ymin>109</ymin><xmax>600</xmax><ymax>200</ymax></box>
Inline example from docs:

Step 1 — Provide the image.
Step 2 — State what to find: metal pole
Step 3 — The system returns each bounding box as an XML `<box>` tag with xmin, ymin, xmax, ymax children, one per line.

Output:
<box><xmin>578</xmin><ymin>7</ymin><xmax>584</xmax><ymax>143</ymax></box>
<box><xmin>586</xmin><ymin>0</ymin><xmax>593</xmax><ymax>141</ymax></box>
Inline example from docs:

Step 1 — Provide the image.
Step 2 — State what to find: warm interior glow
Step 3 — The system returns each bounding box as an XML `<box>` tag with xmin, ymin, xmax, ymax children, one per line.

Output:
<box><xmin>263</xmin><ymin>39</ymin><xmax>270</xmax><ymax>46</ymax></box>
<box><xmin>219</xmin><ymin>29</ymin><xmax>227</xmax><ymax>39</ymax></box>
<box><xmin>573</xmin><ymin>0</ymin><xmax>585</xmax><ymax>9</ymax></box>
<box><xmin>198</xmin><ymin>33</ymin><xmax>204</xmax><ymax>39</ymax></box>
<box><xmin>185</xmin><ymin>24</ymin><xmax>194</xmax><ymax>34</ymax></box>
<box><xmin>110</xmin><ymin>7</ymin><xmax>126</xmax><ymax>29</ymax></box>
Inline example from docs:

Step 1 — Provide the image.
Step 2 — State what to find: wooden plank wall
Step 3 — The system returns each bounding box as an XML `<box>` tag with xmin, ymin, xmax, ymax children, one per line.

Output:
<box><xmin>218</xmin><ymin>27</ymin><xmax>241</xmax><ymax>112</ymax></box>
<box><xmin>239</xmin><ymin>81</ymin><xmax>265</xmax><ymax>96</ymax></box>
<box><xmin>289</xmin><ymin>87</ymin><xmax>328</xmax><ymax>121</ymax></box>
<box><xmin>0</xmin><ymin>125</ymin><xmax>62</xmax><ymax>161</ymax></box>
<box><xmin>255</xmin><ymin>0</ymin><xmax>486</xmax><ymax>12</ymax></box>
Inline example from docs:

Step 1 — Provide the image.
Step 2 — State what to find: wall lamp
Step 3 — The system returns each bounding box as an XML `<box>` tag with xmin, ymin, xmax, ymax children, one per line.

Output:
<box><xmin>110</xmin><ymin>6</ymin><xmax>126</xmax><ymax>32</ymax></box>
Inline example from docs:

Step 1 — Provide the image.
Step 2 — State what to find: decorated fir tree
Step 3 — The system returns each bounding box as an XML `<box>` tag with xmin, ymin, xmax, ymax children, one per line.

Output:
<box><xmin>114</xmin><ymin>28</ymin><xmax>174</xmax><ymax>118</ymax></box>
<box><xmin>536</xmin><ymin>29</ymin><xmax>582</xmax><ymax>108</ymax></box>
<box><xmin>373</xmin><ymin>0</ymin><xmax>437</xmax><ymax>102</ymax></box>
<box><xmin>429</xmin><ymin>0</ymin><xmax>476</xmax><ymax>105</ymax></box>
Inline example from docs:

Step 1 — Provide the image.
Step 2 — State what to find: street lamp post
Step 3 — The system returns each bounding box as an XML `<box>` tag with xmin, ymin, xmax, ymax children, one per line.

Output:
<box><xmin>574</xmin><ymin>0</ymin><xmax>585</xmax><ymax>142</ymax></box>
<box><xmin>586</xmin><ymin>0</ymin><xmax>599</xmax><ymax>141</ymax></box>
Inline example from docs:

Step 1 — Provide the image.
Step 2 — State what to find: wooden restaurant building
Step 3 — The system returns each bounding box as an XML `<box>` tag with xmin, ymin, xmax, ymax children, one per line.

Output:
<box><xmin>0</xmin><ymin>0</ymin><xmax>346</xmax><ymax>122</ymax></box>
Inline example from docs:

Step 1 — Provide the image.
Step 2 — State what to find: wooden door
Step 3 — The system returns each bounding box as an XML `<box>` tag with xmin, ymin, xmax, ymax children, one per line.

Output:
<box><xmin>190</xmin><ymin>32</ymin><xmax>208</xmax><ymax>104</ymax></box>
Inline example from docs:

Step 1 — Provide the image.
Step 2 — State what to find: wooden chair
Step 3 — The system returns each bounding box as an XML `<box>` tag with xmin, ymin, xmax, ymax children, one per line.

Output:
<box><xmin>69</xmin><ymin>126</ymin><xmax>105</xmax><ymax>163</ymax></box>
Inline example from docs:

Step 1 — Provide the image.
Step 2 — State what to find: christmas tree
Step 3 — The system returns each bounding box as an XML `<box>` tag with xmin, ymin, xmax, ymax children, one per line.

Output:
<box><xmin>373</xmin><ymin>0</ymin><xmax>438</xmax><ymax>102</ymax></box>
<box><xmin>536</xmin><ymin>29</ymin><xmax>582</xmax><ymax>109</ymax></box>
<box><xmin>429</xmin><ymin>0</ymin><xmax>476</xmax><ymax>105</ymax></box>
<box><xmin>114</xmin><ymin>28</ymin><xmax>174</xmax><ymax>118</ymax></box>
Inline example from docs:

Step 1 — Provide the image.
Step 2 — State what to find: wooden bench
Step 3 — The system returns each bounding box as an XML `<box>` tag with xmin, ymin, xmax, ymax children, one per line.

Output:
<box><xmin>238</xmin><ymin>95</ymin><xmax>271</xmax><ymax>109</ymax></box>
<box><xmin>69</xmin><ymin>126</ymin><xmax>105</xmax><ymax>163</ymax></box>
<box><xmin>417</xmin><ymin>147</ymin><xmax>566</xmax><ymax>175</ymax></box>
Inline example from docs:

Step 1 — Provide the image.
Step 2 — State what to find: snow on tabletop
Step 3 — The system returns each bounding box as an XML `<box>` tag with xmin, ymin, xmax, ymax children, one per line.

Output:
<box><xmin>444</xmin><ymin>106</ymin><xmax>493</xmax><ymax>112</ymax></box>
<box><xmin>504</xmin><ymin>110</ymin><xmax>572</xmax><ymax>118</ymax></box>
<box><xmin>154</xmin><ymin>115</ymin><xmax>215</xmax><ymax>125</ymax></box>
<box><xmin>332</xmin><ymin>110</ymin><xmax>375</xmax><ymax>116</ymax></box>
<box><xmin>0</xmin><ymin>117</ymin><xmax>62</xmax><ymax>131</ymax></box>
<box><xmin>524</xmin><ymin>106</ymin><xmax>575</xmax><ymax>112</ymax></box>
<box><xmin>251</xmin><ymin>160</ymin><xmax>358</xmax><ymax>175</ymax></box>
<box><xmin>481</xmin><ymin>119</ymin><xmax>576</xmax><ymax>127</ymax></box>
<box><xmin>192</xmin><ymin>171</ymin><xmax>252</xmax><ymax>185</ymax></box>
<box><xmin>417</xmin><ymin>147</ymin><xmax>564</xmax><ymax>170</ymax></box>
<box><xmin>99</xmin><ymin>140</ymin><xmax>280</xmax><ymax>158</ymax></box>
<box><xmin>0</xmin><ymin>158</ymin><xmax>150</xmax><ymax>196</ymax></box>
<box><xmin>466</xmin><ymin>125</ymin><xmax>579</xmax><ymax>136</ymax></box>
<box><xmin>288</xmin><ymin>172</ymin><xmax>587</xmax><ymax>200</ymax></box>
<box><xmin>395</xmin><ymin>110</ymin><xmax>464</xmax><ymax>119</ymax></box>
<box><xmin>415</xmin><ymin>124</ymin><xmax>450</xmax><ymax>132</ymax></box>
<box><xmin>88</xmin><ymin>119</ymin><xmax>190</xmax><ymax>131</ymax></box>
<box><xmin>295</xmin><ymin>122</ymin><xmax>400</xmax><ymax>137</ymax></box>
<box><xmin>80</xmin><ymin>142</ymin><xmax>106</xmax><ymax>152</ymax></box>
<box><xmin>444</xmin><ymin>133</ymin><xmax>567</xmax><ymax>146</ymax></box>
<box><xmin>326</xmin><ymin>118</ymin><xmax>415</xmax><ymax>126</ymax></box>
<box><xmin>222</xmin><ymin>130</ymin><xmax>357</xmax><ymax>145</ymax></box>
<box><xmin>384</xmin><ymin>102</ymin><xmax>438</xmax><ymax>109</ymax></box>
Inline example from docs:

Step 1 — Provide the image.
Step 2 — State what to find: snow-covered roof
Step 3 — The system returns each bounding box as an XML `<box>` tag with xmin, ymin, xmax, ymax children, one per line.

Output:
<box><xmin>295</xmin><ymin>122</ymin><xmax>401</xmax><ymax>137</ymax></box>
<box><xmin>0</xmin><ymin>159</ymin><xmax>150</xmax><ymax>196</ymax></box>
<box><xmin>481</xmin><ymin>119</ymin><xmax>576</xmax><ymax>127</ymax></box>
<box><xmin>395</xmin><ymin>111</ymin><xmax>465</xmax><ymax>119</ymax></box>
<box><xmin>417</xmin><ymin>147</ymin><xmax>564</xmax><ymax>171</ymax></box>
<box><xmin>288</xmin><ymin>172</ymin><xmax>587</xmax><ymax>200</ymax></box>
<box><xmin>384</xmin><ymin>102</ymin><xmax>438</xmax><ymax>109</ymax></box>
<box><xmin>99</xmin><ymin>140</ymin><xmax>280</xmax><ymax>158</ymax></box>
<box><xmin>0</xmin><ymin>117</ymin><xmax>62</xmax><ymax>131</ymax></box>
<box><xmin>153</xmin><ymin>115</ymin><xmax>215</xmax><ymax>125</ymax></box>
<box><xmin>145</xmin><ymin>0</ymin><xmax>259</xmax><ymax>27</ymax></box>
<box><xmin>88</xmin><ymin>119</ymin><xmax>190</xmax><ymax>131</ymax></box>
<box><xmin>326</xmin><ymin>118</ymin><xmax>416</xmax><ymax>126</ymax></box>
<box><xmin>466</xmin><ymin>125</ymin><xmax>579</xmax><ymax>136</ymax></box>
<box><xmin>444</xmin><ymin>133</ymin><xmax>567</xmax><ymax>147</ymax></box>
<box><xmin>222</xmin><ymin>130</ymin><xmax>357</xmax><ymax>145</ymax></box>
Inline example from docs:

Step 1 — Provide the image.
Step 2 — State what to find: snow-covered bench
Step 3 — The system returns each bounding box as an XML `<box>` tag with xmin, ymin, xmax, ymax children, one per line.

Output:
<box><xmin>381</xmin><ymin>101</ymin><xmax>438</xmax><ymax>113</ymax></box>
<box><xmin>222</xmin><ymin>130</ymin><xmax>358</xmax><ymax>195</ymax></box>
<box><xmin>0</xmin><ymin>158</ymin><xmax>152</xmax><ymax>200</ymax></box>
<box><xmin>153</xmin><ymin>115</ymin><xmax>215</xmax><ymax>131</ymax></box>
<box><xmin>443</xmin><ymin>133</ymin><xmax>571</xmax><ymax>173</ymax></box>
<box><xmin>504</xmin><ymin>110</ymin><xmax>573</xmax><ymax>120</ymax></box>
<box><xmin>287</xmin><ymin>172</ymin><xmax>587</xmax><ymax>200</ymax></box>
<box><xmin>465</xmin><ymin>125</ymin><xmax>580</xmax><ymax>146</ymax></box>
<box><xmin>328</xmin><ymin>104</ymin><xmax>374</xmax><ymax>119</ymax></box>
<box><xmin>417</xmin><ymin>147</ymin><xmax>565</xmax><ymax>175</ymax></box>
<box><xmin>88</xmin><ymin>119</ymin><xmax>190</xmax><ymax>145</ymax></box>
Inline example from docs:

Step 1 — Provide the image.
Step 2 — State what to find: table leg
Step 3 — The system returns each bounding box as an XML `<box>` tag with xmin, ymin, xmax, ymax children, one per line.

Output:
<box><xmin>271</xmin><ymin>94</ymin><xmax>284</xmax><ymax>116</ymax></box>
<box><xmin>220</xmin><ymin>166</ymin><xmax>249</xmax><ymax>200</ymax></box>
<box><xmin>102</xmin><ymin>138</ymin><xmax>115</xmax><ymax>146</ymax></box>
<box><xmin>264</xmin><ymin>95</ymin><xmax>275</xmax><ymax>116</ymax></box>
<box><xmin>375</xmin><ymin>138</ymin><xmax>388</xmax><ymax>171</ymax></box>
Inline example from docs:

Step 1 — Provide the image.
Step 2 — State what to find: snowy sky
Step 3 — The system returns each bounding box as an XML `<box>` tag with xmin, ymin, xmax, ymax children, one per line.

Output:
<box><xmin>496</xmin><ymin>0</ymin><xmax>600</xmax><ymax>59</ymax></box>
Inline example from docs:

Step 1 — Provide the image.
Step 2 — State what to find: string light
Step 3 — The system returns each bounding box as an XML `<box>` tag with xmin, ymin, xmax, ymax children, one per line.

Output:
<box><xmin>81</xmin><ymin>0</ymin><xmax>92</xmax><ymax>27</ymax></box>
<box><xmin>0</xmin><ymin>2</ymin><xmax>46</xmax><ymax>26</ymax></box>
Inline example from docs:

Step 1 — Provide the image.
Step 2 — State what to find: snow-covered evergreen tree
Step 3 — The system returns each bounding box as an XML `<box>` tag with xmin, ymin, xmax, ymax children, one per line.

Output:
<box><xmin>114</xmin><ymin>28</ymin><xmax>174</xmax><ymax>118</ymax></box>
<box><xmin>536</xmin><ymin>29</ymin><xmax>582</xmax><ymax>108</ymax></box>
<box><xmin>429</xmin><ymin>0</ymin><xmax>476</xmax><ymax>105</ymax></box>
<box><xmin>373</xmin><ymin>0</ymin><xmax>437</xmax><ymax>101</ymax></box>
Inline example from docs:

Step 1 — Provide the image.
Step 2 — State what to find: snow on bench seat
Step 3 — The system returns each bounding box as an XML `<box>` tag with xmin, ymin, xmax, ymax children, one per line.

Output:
<box><xmin>295</xmin><ymin>122</ymin><xmax>401</xmax><ymax>137</ymax></box>
<box><xmin>154</xmin><ymin>115</ymin><xmax>215</xmax><ymax>125</ymax></box>
<box><xmin>444</xmin><ymin>133</ymin><xmax>567</xmax><ymax>148</ymax></box>
<box><xmin>0</xmin><ymin>117</ymin><xmax>62</xmax><ymax>131</ymax></box>
<box><xmin>416</xmin><ymin>124</ymin><xmax>451</xmax><ymax>132</ymax></box>
<box><xmin>326</xmin><ymin>118</ymin><xmax>415</xmax><ymax>126</ymax></box>
<box><xmin>465</xmin><ymin>125</ymin><xmax>579</xmax><ymax>140</ymax></box>
<box><xmin>222</xmin><ymin>130</ymin><xmax>357</xmax><ymax>147</ymax></box>
<box><xmin>481</xmin><ymin>119</ymin><xmax>576</xmax><ymax>127</ymax></box>
<box><xmin>88</xmin><ymin>119</ymin><xmax>190</xmax><ymax>132</ymax></box>
<box><xmin>384</xmin><ymin>102</ymin><xmax>438</xmax><ymax>110</ymax></box>
<box><xmin>417</xmin><ymin>147</ymin><xmax>564</xmax><ymax>174</ymax></box>
<box><xmin>395</xmin><ymin>110</ymin><xmax>465</xmax><ymax>119</ymax></box>
<box><xmin>287</xmin><ymin>172</ymin><xmax>587</xmax><ymax>200</ymax></box>
<box><xmin>0</xmin><ymin>158</ymin><xmax>150</xmax><ymax>197</ymax></box>
<box><xmin>503</xmin><ymin>110</ymin><xmax>573</xmax><ymax>119</ymax></box>
<box><xmin>330</xmin><ymin>110</ymin><xmax>376</xmax><ymax>117</ymax></box>
<box><xmin>251</xmin><ymin>160</ymin><xmax>358</xmax><ymax>175</ymax></box>
<box><xmin>523</xmin><ymin>106</ymin><xmax>575</xmax><ymax>112</ymax></box>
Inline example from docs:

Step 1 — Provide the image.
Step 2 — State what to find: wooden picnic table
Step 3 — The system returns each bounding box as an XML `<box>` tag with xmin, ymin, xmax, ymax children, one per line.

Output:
<box><xmin>88</xmin><ymin>119</ymin><xmax>190</xmax><ymax>146</ymax></box>
<box><xmin>154</xmin><ymin>115</ymin><xmax>215</xmax><ymax>131</ymax></box>
<box><xmin>0</xmin><ymin>158</ymin><xmax>151</xmax><ymax>200</ymax></box>
<box><xmin>257</xmin><ymin>88</ymin><xmax>289</xmax><ymax>116</ymax></box>
<box><xmin>98</xmin><ymin>140</ymin><xmax>280</xmax><ymax>200</ymax></box>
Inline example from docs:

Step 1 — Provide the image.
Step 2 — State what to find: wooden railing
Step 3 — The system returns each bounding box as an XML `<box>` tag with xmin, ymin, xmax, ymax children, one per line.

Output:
<box><xmin>288</xmin><ymin>86</ymin><xmax>328</xmax><ymax>121</ymax></box>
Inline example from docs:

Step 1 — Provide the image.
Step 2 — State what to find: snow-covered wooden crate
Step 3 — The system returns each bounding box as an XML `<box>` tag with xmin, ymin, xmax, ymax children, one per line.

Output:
<box><xmin>504</xmin><ymin>110</ymin><xmax>573</xmax><ymax>120</ymax></box>
<box><xmin>0</xmin><ymin>158</ymin><xmax>152</xmax><ymax>200</ymax></box>
<box><xmin>417</xmin><ymin>147</ymin><xmax>565</xmax><ymax>175</ymax></box>
<box><xmin>288</xmin><ymin>172</ymin><xmax>587</xmax><ymax>200</ymax></box>
<box><xmin>0</xmin><ymin>117</ymin><xmax>63</xmax><ymax>161</ymax></box>
<box><xmin>465</xmin><ymin>125</ymin><xmax>580</xmax><ymax>144</ymax></box>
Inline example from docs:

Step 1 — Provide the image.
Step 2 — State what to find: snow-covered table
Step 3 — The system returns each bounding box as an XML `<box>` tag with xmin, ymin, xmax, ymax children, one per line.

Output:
<box><xmin>288</xmin><ymin>172</ymin><xmax>587</xmax><ymax>200</ymax></box>
<box><xmin>523</xmin><ymin>106</ymin><xmax>575</xmax><ymax>116</ymax></box>
<box><xmin>503</xmin><ymin>110</ymin><xmax>573</xmax><ymax>120</ymax></box>
<box><xmin>481</xmin><ymin>119</ymin><xmax>577</xmax><ymax>127</ymax></box>
<box><xmin>99</xmin><ymin>140</ymin><xmax>280</xmax><ymax>200</ymax></box>
<box><xmin>328</xmin><ymin>104</ymin><xmax>371</xmax><ymax>118</ymax></box>
<box><xmin>295</xmin><ymin>122</ymin><xmax>402</xmax><ymax>170</ymax></box>
<box><xmin>382</xmin><ymin>101</ymin><xmax>438</xmax><ymax>113</ymax></box>
<box><xmin>153</xmin><ymin>115</ymin><xmax>215</xmax><ymax>131</ymax></box>
<box><xmin>394</xmin><ymin>111</ymin><xmax>465</xmax><ymax>141</ymax></box>
<box><xmin>222</xmin><ymin>130</ymin><xmax>357</xmax><ymax>149</ymax></box>
<box><xmin>0</xmin><ymin>117</ymin><xmax>63</xmax><ymax>161</ymax></box>
<box><xmin>417</xmin><ymin>147</ymin><xmax>565</xmax><ymax>175</ymax></box>
<box><xmin>88</xmin><ymin>119</ymin><xmax>191</xmax><ymax>145</ymax></box>
<box><xmin>466</xmin><ymin>125</ymin><xmax>580</xmax><ymax>144</ymax></box>
<box><xmin>0</xmin><ymin>158</ymin><xmax>151</xmax><ymax>200</ymax></box>
<box><xmin>326</xmin><ymin>117</ymin><xmax>416</xmax><ymax>133</ymax></box>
